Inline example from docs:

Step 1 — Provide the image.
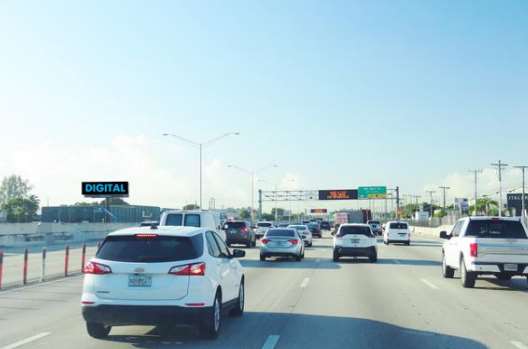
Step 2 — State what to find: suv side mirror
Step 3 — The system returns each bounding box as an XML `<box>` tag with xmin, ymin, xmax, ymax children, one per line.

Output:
<box><xmin>231</xmin><ymin>249</ymin><xmax>246</xmax><ymax>258</ymax></box>
<box><xmin>439</xmin><ymin>231</ymin><xmax>450</xmax><ymax>239</ymax></box>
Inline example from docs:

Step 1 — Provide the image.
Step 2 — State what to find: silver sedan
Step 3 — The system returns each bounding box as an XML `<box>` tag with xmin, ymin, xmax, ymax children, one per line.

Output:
<box><xmin>259</xmin><ymin>228</ymin><xmax>305</xmax><ymax>261</ymax></box>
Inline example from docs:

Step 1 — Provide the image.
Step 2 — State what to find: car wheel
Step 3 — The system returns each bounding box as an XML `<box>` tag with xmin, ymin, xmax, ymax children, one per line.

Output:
<box><xmin>369</xmin><ymin>249</ymin><xmax>378</xmax><ymax>263</ymax></box>
<box><xmin>460</xmin><ymin>258</ymin><xmax>476</xmax><ymax>288</ymax></box>
<box><xmin>442</xmin><ymin>253</ymin><xmax>455</xmax><ymax>278</ymax></box>
<box><xmin>246</xmin><ymin>241</ymin><xmax>251</xmax><ymax>248</ymax></box>
<box><xmin>229</xmin><ymin>279</ymin><xmax>244</xmax><ymax>317</ymax></box>
<box><xmin>406</xmin><ymin>241</ymin><xmax>410</xmax><ymax>246</ymax></box>
<box><xmin>496</xmin><ymin>273</ymin><xmax>512</xmax><ymax>281</ymax></box>
<box><xmin>260</xmin><ymin>254</ymin><xmax>266</xmax><ymax>261</ymax></box>
<box><xmin>201</xmin><ymin>291</ymin><xmax>221</xmax><ymax>339</ymax></box>
<box><xmin>295</xmin><ymin>254</ymin><xmax>302</xmax><ymax>261</ymax></box>
<box><xmin>86</xmin><ymin>322</ymin><xmax>111</xmax><ymax>339</ymax></box>
<box><xmin>333</xmin><ymin>250</ymin><xmax>339</xmax><ymax>262</ymax></box>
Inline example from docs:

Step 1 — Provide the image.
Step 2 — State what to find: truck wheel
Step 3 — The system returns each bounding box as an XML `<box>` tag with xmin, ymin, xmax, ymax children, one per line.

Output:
<box><xmin>369</xmin><ymin>250</ymin><xmax>377</xmax><ymax>263</ymax></box>
<box><xmin>442</xmin><ymin>254</ymin><xmax>455</xmax><ymax>278</ymax></box>
<box><xmin>86</xmin><ymin>322</ymin><xmax>111</xmax><ymax>339</ymax></box>
<box><xmin>333</xmin><ymin>250</ymin><xmax>339</xmax><ymax>262</ymax></box>
<box><xmin>460</xmin><ymin>258</ymin><xmax>476</xmax><ymax>288</ymax></box>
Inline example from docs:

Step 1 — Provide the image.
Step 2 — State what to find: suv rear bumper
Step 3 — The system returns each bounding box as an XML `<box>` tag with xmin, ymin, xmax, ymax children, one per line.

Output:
<box><xmin>82</xmin><ymin>304</ymin><xmax>209</xmax><ymax>326</ymax></box>
<box><xmin>335</xmin><ymin>246</ymin><xmax>375</xmax><ymax>257</ymax></box>
<box><xmin>226</xmin><ymin>237</ymin><xmax>250</xmax><ymax>245</ymax></box>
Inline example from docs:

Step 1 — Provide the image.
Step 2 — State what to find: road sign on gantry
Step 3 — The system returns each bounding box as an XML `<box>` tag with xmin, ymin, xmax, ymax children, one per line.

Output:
<box><xmin>358</xmin><ymin>186</ymin><xmax>387</xmax><ymax>199</ymax></box>
<box><xmin>318</xmin><ymin>190</ymin><xmax>358</xmax><ymax>200</ymax></box>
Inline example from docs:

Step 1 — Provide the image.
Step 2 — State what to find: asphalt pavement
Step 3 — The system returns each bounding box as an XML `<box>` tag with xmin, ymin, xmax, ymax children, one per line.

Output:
<box><xmin>0</xmin><ymin>232</ymin><xmax>527</xmax><ymax>349</ymax></box>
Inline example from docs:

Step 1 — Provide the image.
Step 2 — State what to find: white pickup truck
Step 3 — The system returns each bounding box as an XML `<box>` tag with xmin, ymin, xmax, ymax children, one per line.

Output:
<box><xmin>440</xmin><ymin>216</ymin><xmax>528</xmax><ymax>288</ymax></box>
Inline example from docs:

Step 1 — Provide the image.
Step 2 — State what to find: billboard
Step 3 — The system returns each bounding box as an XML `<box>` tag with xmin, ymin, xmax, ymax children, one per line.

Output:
<box><xmin>82</xmin><ymin>181</ymin><xmax>129</xmax><ymax>198</ymax></box>
<box><xmin>310</xmin><ymin>208</ymin><xmax>328</xmax><ymax>214</ymax></box>
<box><xmin>454</xmin><ymin>198</ymin><xmax>469</xmax><ymax>214</ymax></box>
<box><xmin>318</xmin><ymin>190</ymin><xmax>358</xmax><ymax>200</ymax></box>
<box><xmin>507</xmin><ymin>193</ymin><xmax>528</xmax><ymax>216</ymax></box>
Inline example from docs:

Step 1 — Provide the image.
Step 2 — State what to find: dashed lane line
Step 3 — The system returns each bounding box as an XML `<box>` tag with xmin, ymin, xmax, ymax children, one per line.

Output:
<box><xmin>0</xmin><ymin>332</ymin><xmax>51</xmax><ymax>349</ymax></box>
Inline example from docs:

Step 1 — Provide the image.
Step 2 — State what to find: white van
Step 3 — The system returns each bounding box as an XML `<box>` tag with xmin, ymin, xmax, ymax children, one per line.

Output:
<box><xmin>159</xmin><ymin>210</ymin><xmax>226</xmax><ymax>241</ymax></box>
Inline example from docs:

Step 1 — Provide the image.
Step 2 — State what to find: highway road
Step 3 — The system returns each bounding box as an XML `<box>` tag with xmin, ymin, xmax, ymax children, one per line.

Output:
<box><xmin>0</xmin><ymin>233</ymin><xmax>527</xmax><ymax>349</ymax></box>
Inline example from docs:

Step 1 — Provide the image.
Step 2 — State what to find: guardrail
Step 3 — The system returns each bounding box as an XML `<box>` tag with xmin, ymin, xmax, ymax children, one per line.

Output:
<box><xmin>0</xmin><ymin>243</ymin><xmax>99</xmax><ymax>290</ymax></box>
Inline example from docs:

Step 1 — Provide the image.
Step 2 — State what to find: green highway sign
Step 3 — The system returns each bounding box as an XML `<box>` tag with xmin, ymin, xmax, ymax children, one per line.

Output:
<box><xmin>358</xmin><ymin>186</ymin><xmax>387</xmax><ymax>199</ymax></box>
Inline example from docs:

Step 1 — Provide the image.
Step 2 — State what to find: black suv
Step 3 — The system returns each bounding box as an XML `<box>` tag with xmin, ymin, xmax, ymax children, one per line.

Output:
<box><xmin>223</xmin><ymin>220</ymin><xmax>256</xmax><ymax>248</ymax></box>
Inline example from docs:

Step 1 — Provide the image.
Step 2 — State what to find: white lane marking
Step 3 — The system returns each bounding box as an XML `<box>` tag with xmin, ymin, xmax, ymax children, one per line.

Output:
<box><xmin>420</xmin><ymin>278</ymin><xmax>439</xmax><ymax>290</ymax></box>
<box><xmin>511</xmin><ymin>341</ymin><xmax>528</xmax><ymax>349</ymax></box>
<box><xmin>262</xmin><ymin>335</ymin><xmax>280</xmax><ymax>349</ymax></box>
<box><xmin>0</xmin><ymin>275</ymin><xmax>82</xmax><ymax>295</ymax></box>
<box><xmin>0</xmin><ymin>332</ymin><xmax>51</xmax><ymax>349</ymax></box>
<box><xmin>300</xmin><ymin>277</ymin><xmax>310</xmax><ymax>288</ymax></box>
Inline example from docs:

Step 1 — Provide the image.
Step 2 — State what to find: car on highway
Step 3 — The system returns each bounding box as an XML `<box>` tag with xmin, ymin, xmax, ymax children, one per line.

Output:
<box><xmin>440</xmin><ymin>216</ymin><xmax>528</xmax><ymax>288</ymax></box>
<box><xmin>307</xmin><ymin>222</ymin><xmax>322</xmax><ymax>238</ymax></box>
<box><xmin>259</xmin><ymin>228</ymin><xmax>305</xmax><ymax>261</ymax></box>
<box><xmin>367</xmin><ymin>220</ymin><xmax>382</xmax><ymax>236</ymax></box>
<box><xmin>288</xmin><ymin>224</ymin><xmax>313</xmax><ymax>246</ymax></box>
<box><xmin>81</xmin><ymin>226</ymin><xmax>246</xmax><ymax>339</ymax></box>
<box><xmin>223</xmin><ymin>220</ymin><xmax>256</xmax><ymax>248</ymax></box>
<box><xmin>255</xmin><ymin>221</ymin><xmax>274</xmax><ymax>239</ymax></box>
<box><xmin>383</xmin><ymin>221</ymin><xmax>411</xmax><ymax>245</ymax></box>
<box><xmin>320</xmin><ymin>221</ymin><xmax>331</xmax><ymax>230</ymax></box>
<box><xmin>160</xmin><ymin>209</ymin><xmax>226</xmax><ymax>241</ymax></box>
<box><xmin>333</xmin><ymin>223</ymin><xmax>377</xmax><ymax>262</ymax></box>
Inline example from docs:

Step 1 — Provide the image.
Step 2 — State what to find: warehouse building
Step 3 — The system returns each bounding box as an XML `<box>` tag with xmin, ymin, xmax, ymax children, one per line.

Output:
<box><xmin>41</xmin><ymin>205</ymin><xmax>161</xmax><ymax>223</ymax></box>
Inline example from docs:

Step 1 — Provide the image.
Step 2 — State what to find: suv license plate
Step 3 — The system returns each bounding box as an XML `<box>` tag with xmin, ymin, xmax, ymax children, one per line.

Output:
<box><xmin>504</xmin><ymin>264</ymin><xmax>517</xmax><ymax>272</ymax></box>
<box><xmin>128</xmin><ymin>274</ymin><xmax>152</xmax><ymax>288</ymax></box>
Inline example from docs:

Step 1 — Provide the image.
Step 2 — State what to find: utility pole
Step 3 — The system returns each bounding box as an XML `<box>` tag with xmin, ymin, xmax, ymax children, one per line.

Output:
<box><xmin>491</xmin><ymin>160</ymin><xmax>509</xmax><ymax>217</ymax></box>
<box><xmin>468</xmin><ymin>169</ymin><xmax>483</xmax><ymax>216</ymax></box>
<box><xmin>513</xmin><ymin>166</ymin><xmax>528</xmax><ymax>221</ymax></box>
<box><xmin>396</xmin><ymin>186</ymin><xmax>400</xmax><ymax>219</ymax></box>
<box><xmin>438</xmin><ymin>186</ymin><xmax>450</xmax><ymax>213</ymax></box>
<box><xmin>426</xmin><ymin>190</ymin><xmax>435</xmax><ymax>218</ymax></box>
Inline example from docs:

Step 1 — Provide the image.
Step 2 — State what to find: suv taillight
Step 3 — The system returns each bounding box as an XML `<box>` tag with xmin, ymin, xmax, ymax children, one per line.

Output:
<box><xmin>289</xmin><ymin>239</ymin><xmax>299</xmax><ymax>245</ymax></box>
<box><xmin>241</xmin><ymin>227</ymin><xmax>249</xmax><ymax>234</ymax></box>
<box><xmin>261</xmin><ymin>238</ymin><xmax>270</xmax><ymax>244</ymax></box>
<box><xmin>169</xmin><ymin>262</ymin><xmax>206</xmax><ymax>276</ymax></box>
<box><xmin>84</xmin><ymin>262</ymin><xmax>112</xmax><ymax>275</ymax></box>
<box><xmin>469</xmin><ymin>243</ymin><xmax>478</xmax><ymax>257</ymax></box>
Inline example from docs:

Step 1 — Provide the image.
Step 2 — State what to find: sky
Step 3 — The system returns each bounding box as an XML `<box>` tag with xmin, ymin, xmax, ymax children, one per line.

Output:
<box><xmin>0</xmin><ymin>0</ymin><xmax>527</xmax><ymax>213</ymax></box>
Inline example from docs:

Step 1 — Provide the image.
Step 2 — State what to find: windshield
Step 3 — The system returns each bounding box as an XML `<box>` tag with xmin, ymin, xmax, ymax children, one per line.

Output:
<box><xmin>164</xmin><ymin>213</ymin><xmax>183</xmax><ymax>226</ymax></box>
<box><xmin>389</xmin><ymin>223</ymin><xmax>408</xmax><ymax>229</ymax></box>
<box><xmin>97</xmin><ymin>234</ymin><xmax>204</xmax><ymax>262</ymax></box>
<box><xmin>266</xmin><ymin>229</ymin><xmax>296</xmax><ymax>237</ymax></box>
<box><xmin>257</xmin><ymin>223</ymin><xmax>272</xmax><ymax>227</ymax></box>
<box><xmin>465</xmin><ymin>220</ymin><xmax>527</xmax><ymax>239</ymax></box>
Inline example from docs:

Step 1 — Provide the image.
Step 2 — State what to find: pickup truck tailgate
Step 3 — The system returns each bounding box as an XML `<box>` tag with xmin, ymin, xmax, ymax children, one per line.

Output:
<box><xmin>477</xmin><ymin>239</ymin><xmax>528</xmax><ymax>263</ymax></box>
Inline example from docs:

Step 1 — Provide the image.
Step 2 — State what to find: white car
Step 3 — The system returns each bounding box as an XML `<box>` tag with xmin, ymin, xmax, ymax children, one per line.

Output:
<box><xmin>288</xmin><ymin>224</ymin><xmax>313</xmax><ymax>247</ymax></box>
<box><xmin>255</xmin><ymin>221</ymin><xmax>274</xmax><ymax>239</ymax></box>
<box><xmin>160</xmin><ymin>209</ymin><xmax>226</xmax><ymax>241</ymax></box>
<box><xmin>440</xmin><ymin>216</ymin><xmax>528</xmax><ymax>288</ymax></box>
<box><xmin>81</xmin><ymin>226</ymin><xmax>245</xmax><ymax>339</ymax></box>
<box><xmin>383</xmin><ymin>221</ymin><xmax>411</xmax><ymax>245</ymax></box>
<box><xmin>333</xmin><ymin>223</ymin><xmax>378</xmax><ymax>262</ymax></box>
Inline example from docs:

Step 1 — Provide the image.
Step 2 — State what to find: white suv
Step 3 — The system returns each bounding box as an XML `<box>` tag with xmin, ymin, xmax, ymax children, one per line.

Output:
<box><xmin>383</xmin><ymin>221</ymin><xmax>411</xmax><ymax>245</ymax></box>
<box><xmin>81</xmin><ymin>226</ymin><xmax>245</xmax><ymax>339</ymax></box>
<box><xmin>333</xmin><ymin>224</ymin><xmax>378</xmax><ymax>262</ymax></box>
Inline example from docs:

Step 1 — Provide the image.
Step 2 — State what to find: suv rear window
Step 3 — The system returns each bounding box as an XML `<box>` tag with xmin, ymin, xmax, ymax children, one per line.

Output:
<box><xmin>257</xmin><ymin>222</ymin><xmax>272</xmax><ymax>227</ymax></box>
<box><xmin>389</xmin><ymin>223</ymin><xmax>408</xmax><ymax>229</ymax></box>
<box><xmin>266</xmin><ymin>229</ymin><xmax>295</xmax><ymax>237</ymax></box>
<box><xmin>368</xmin><ymin>221</ymin><xmax>380</xmax><ymax>225</ymax></box>
<box><xmin>224</xmin><ymin>222</ymin><xmax>246</xmax><ymax>229</ymax></box>
<box><xmin>465</xmin><ymin>220</ymin><xmax>527</xmax><ymax>239</ymax></box>
<box><xmin>338</xmin><ymin>226</ymin><xmax>372</xmax><ymax>237</ymax></box>
<box><xmin>97</xmin><ymin>234</ymin><xmax>204</xmax><ymax>262</ymax></box>
<box><xmin>164</xmin><ymin>213</ymin><xmax>182</xmax><ymax>226</ymax></box>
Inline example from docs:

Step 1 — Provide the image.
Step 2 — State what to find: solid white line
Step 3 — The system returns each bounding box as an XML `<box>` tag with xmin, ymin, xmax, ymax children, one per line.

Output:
<box><xmin>261</xmin><ymin>335</ymin><xmax>280</xmax><ymax>349</ymax></box>
<box><xmin>0</xmin><ymin>274</ymin><xmax>82</xmax><ymax>295</ymax></box>
<box><xmin>420</xmin><ymin>278</ymin><xmax>439</xmax><ymax>290</ymax></box>
<box><xmin>0</xmin><ymin>332</ymin><xmax>51</xmax><ymax>349</ymax></box>
<box><xmin>511</xmin><ymin>340</ymin><xmax>528</xmax><ymax>349</ymax></box>
<box><xmin>300</xmin><ymin>277</ymin><xmax>310</xmax><ymax>288</ymax></box>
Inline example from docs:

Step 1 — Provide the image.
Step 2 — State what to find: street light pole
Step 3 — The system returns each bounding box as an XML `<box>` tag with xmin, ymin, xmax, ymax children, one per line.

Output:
<box><xmin>491</xmin><ymin>160</ymin><xmax>509</xmax><ymax>217</ymax></box>
<box><xmin>468</xmin><ymin>169</ymin><xmax>483</xmax><ymax>216</ymax></box>
<box><xmin>514</xmin><ymin>166</ymin><xmax>528</xmax><ymax>221</ymax></box>
<box><xmin>163</xmin><ymin>131</ymin><xmax>239</xmax><ymax>209</ymax></box>
<box><xmin>439</xmin><ymin>186</ymin><xmax>450</xmax><ymax>213</ymax></box>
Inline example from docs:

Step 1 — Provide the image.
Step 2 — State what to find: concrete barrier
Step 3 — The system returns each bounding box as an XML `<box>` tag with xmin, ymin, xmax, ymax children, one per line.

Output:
<box><xmin>411</xmin><ymin>225</ymin><xmax>453</xmax><ymax>239</ymax></box>
<box><xmin>0</xmin><ymin>222</ymin><xmax>136</xmax><ymax>248</ymax></box>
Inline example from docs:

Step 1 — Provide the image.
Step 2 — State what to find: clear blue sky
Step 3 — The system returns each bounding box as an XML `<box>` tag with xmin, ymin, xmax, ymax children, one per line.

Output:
<box><xmin>1</xmin><ymin>1</ymin><xmax>527</xmax><ymax>208</ymax></box>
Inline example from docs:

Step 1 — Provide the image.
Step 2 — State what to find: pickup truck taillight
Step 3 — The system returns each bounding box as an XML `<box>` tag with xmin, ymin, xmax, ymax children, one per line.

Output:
<box><xmin>469</xmin><ymin>243</ymin><xmax>478</xmax><ymax>257</ymax></box>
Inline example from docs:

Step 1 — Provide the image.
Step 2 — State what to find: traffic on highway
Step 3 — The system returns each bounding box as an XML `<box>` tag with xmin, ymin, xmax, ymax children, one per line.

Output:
<box><xmin>2</xmin><ymin>2</ymin><xmax>528</xmax><ymax>349</ymax></box>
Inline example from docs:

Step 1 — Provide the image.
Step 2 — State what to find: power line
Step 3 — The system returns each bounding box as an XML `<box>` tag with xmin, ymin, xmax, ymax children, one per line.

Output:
<box><xmin>491</xmin><ymin>160</ymin><xmax>509</xmax><ymax>217</ymax></box>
